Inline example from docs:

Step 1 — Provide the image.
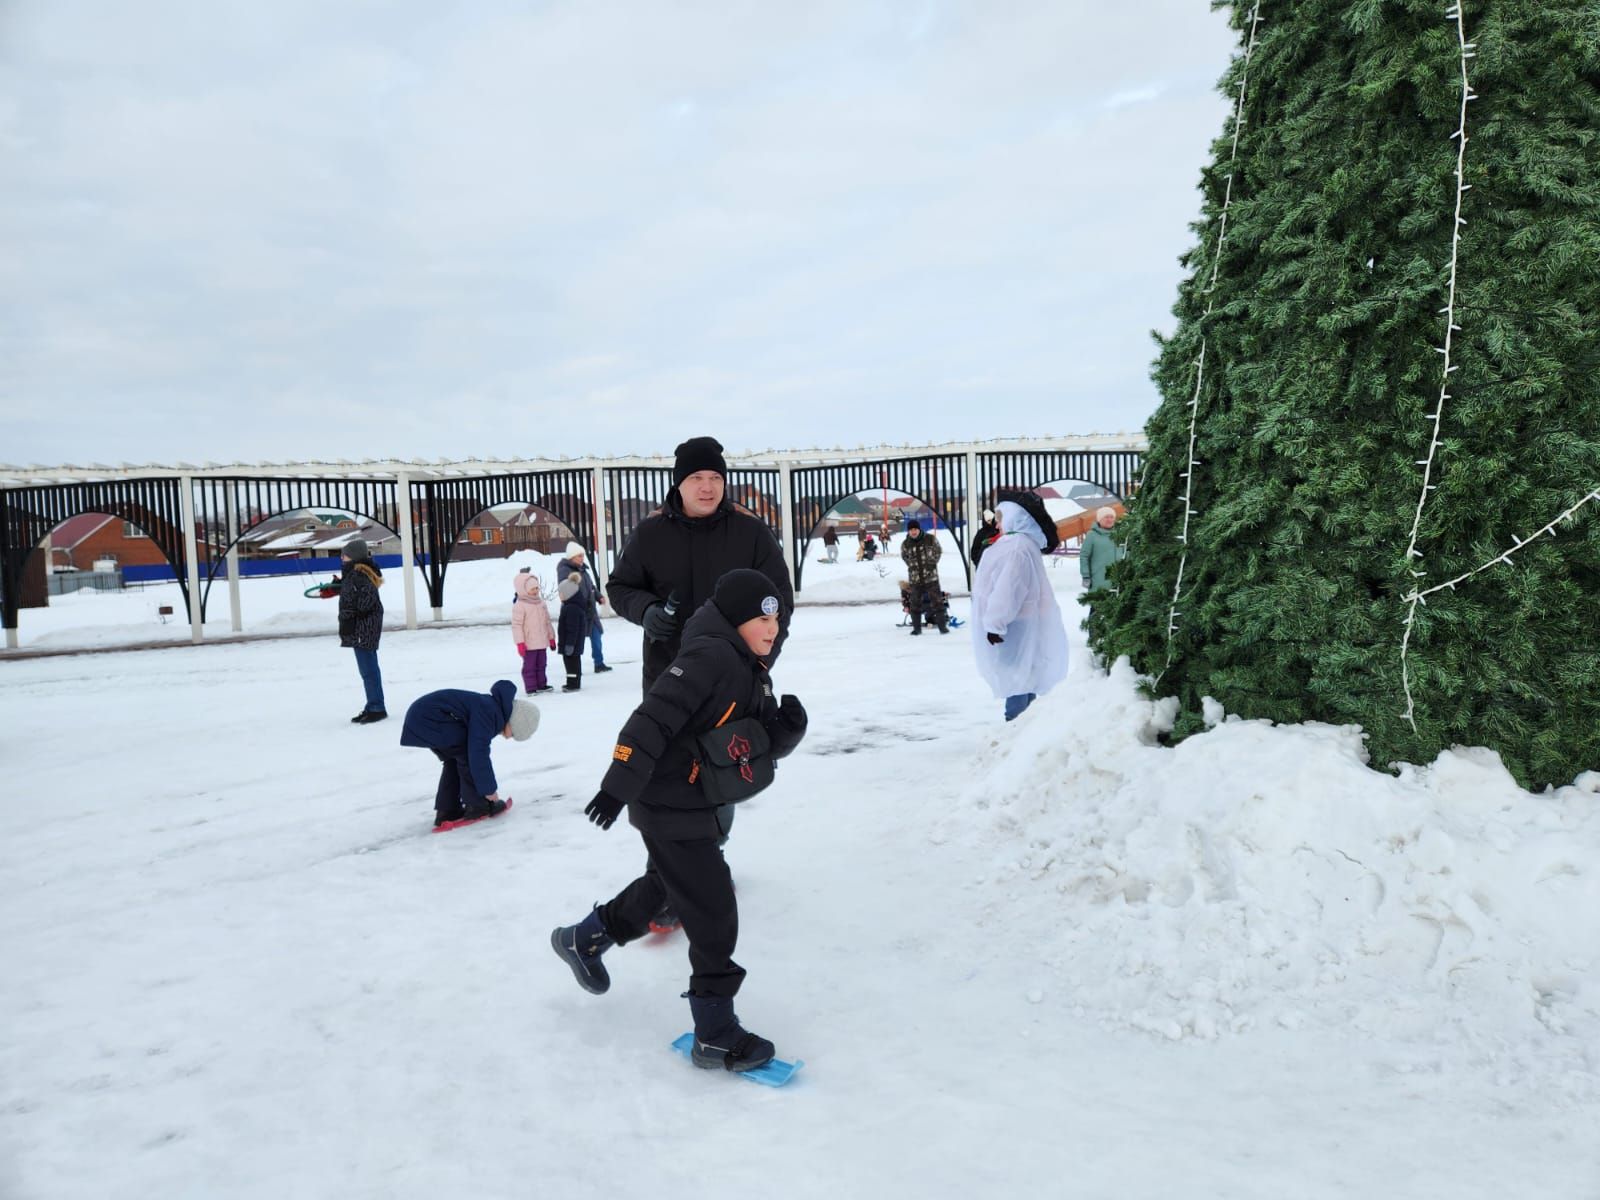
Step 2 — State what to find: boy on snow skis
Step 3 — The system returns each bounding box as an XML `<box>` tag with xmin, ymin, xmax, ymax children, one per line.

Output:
<box><xmin>399</xmin><ymin>680</ymin><xmax>540</xmax><ymax>828</ymax></box>
<box><xmin>550</xmin><ymin>569</ymin><xmax>808</xmax><ymax>1072</ymax></box>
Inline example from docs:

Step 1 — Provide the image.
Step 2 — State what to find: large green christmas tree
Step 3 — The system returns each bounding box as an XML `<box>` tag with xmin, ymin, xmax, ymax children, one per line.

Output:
<box><xmin>1089</xmin><ymin>0</ymin><xmax>1600</xmax><ymax>789</ymax></box>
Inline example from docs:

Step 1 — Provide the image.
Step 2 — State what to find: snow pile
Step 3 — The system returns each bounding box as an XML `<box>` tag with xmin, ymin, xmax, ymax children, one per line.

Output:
<box><xmin>938</xmin><ymin>656</ymin><xmax>1600</xmax><ymax>1103</ymax></box>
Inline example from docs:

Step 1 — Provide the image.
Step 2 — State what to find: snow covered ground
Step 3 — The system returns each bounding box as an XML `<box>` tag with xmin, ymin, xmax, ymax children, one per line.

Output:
<box><xmin>2</xmin><ymin>553</ymin><xmax>1597</xmax><ymax>1199</ymax></box>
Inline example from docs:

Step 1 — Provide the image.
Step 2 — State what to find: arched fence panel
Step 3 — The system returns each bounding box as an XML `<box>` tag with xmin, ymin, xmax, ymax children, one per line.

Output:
<box><xmin>1</xmin><ymin>479</ymin><xmax>189</xmax><ymax>631</ymax></box>
<box><xmin>976</xmin><ymin>450</ymin><xmax>1143</xmax><ymax>510</ymax></box>
<box><xmin>418</xmin><ymin>470</ymin><xmax>595</xmax><ymax>610</ymax></box>
<box><xmin>190</xmin><ymin>476</ymin><xmax>401</xmax><ymax>620</ymax></box>
<box><xmin>790</xmin><ymin>454</ymin><xmax>967</xmax><ymax>593</ymax></box>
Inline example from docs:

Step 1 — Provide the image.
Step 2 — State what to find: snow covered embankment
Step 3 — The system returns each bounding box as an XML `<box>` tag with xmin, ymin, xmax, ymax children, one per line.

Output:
<box><xmin>936</xmin><ymin>656</ymin><xmax>1600</xmax><ymax>1105</ymax></box>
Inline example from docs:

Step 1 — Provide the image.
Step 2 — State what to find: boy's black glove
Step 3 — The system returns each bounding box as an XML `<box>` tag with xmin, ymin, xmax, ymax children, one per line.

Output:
<box><xmin>584</xmin><ymin>791</ymin><xmax>624</xmax><ymax>830</ymax></box>
<box><xmin>765</xmin><ymin>694</ymin><xmax>808</xmax><ymax>760</ymax></box>
<box><xmin>987</xmin><ymin>632</ymin><xmax>1005</xmax><ymax>645</ymax></box>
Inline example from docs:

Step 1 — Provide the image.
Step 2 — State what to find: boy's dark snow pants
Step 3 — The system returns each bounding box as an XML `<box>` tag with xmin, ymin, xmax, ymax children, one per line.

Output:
<box><xmin>599</xmin><ymin>832</ymin><xmax>743</xmax><ymax>997</ymax></box>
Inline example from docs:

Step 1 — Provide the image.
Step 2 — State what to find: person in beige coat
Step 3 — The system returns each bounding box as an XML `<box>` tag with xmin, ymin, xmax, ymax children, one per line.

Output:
<box><xmin>513</xmin><ymin>569</ymin><xmax>556</xmax><ymax>694</ymax></box>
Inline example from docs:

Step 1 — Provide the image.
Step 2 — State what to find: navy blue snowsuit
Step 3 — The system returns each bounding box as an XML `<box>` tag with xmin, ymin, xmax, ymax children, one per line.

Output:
<box><xmin>400</xmin><ymin>680</ymin><xmax>518</xmax><ymax>821</ymax></box>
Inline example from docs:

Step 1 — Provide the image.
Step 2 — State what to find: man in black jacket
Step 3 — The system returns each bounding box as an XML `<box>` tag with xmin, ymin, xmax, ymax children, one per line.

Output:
<box><xmin>549</xmin><ymin>569</ymin><xmax>808</xmax><ymax>1073</ymax></box>
<box><xmin>606</xmin><ymin>436</ymin><xmax>794</xmax><ymax>694</ymax></box>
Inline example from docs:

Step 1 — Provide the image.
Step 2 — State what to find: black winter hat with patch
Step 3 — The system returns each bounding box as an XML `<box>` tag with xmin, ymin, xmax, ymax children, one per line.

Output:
<box><xmin>713</xmin><ymin>568</ymin><xmax>782</xmax><ymax>627</ymax></box>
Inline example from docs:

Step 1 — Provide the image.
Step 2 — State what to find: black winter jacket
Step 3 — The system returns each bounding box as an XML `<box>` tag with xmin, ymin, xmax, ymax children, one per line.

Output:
<box><xmin>557</xmin><ymin>594</ymin><xmax>592</xmax><ymax>656</ymax></box>
<box><xmin>600</xmin><ymin>601</ymin><xmax>800</xmax><ymax>839</ymax></box>
<box><xmin>338</xmin><ymin>561</ymin><xmax>384</xmax><ymax>650</ymax></box>
<box><xmin>399</xmin><ymin>680</ymin><xmax>518</xmax><ymax>797</ymax></box>
<box><xmin>555</xmin><ymin>556</ymin><xmax>602</xmax><ymax>625</ymax></box>
<box><xmin>970</xmin><ymin>521</ymin><xmax>1001</xmax><ymax>566</ymax></box>
<box><xmin>606</xmin><ymin>493</ymin><xmax>793</xmax><ymax>690</ymax></box>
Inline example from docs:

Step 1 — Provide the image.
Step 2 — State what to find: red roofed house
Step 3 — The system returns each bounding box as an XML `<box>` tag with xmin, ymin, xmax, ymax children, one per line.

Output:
<box><xmin>48</xmin><ymin>513</ymin><xmax>174</xmax><ymax>573</ymax></box>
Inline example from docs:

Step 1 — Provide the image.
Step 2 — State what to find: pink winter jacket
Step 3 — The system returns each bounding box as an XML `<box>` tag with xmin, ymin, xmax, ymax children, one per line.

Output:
<box><xmin>512</xmin><ymin>573</ymin><xmax>555</xmax><ymax>646</ymax></box>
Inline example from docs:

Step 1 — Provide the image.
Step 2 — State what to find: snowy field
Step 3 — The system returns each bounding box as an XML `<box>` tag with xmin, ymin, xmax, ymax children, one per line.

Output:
<box><xmin>2</xmin><ymin>550</ymin><xmax>1598</xmax><ymax>1199</ymax></box>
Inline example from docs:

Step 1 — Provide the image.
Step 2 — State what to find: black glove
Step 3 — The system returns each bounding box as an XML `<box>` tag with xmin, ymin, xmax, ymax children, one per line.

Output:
<box><xmin>641</xmin><ymin>598</ymin><xmax>682</xmax><ymax>643</ymax></box>
<box><xmin>584</xmin><ymin>790</ymin><xmax>624</xmax><ymax>831</ymax></box>
<box><xmin>765</xmin><ymin>694</ymin><xmax>809</xmax><ymax>760</ymax></box>
<box><xmin>986</xmin><ymin>632</ymin><xmax>1005</xmax><ymax>645</ymax></box>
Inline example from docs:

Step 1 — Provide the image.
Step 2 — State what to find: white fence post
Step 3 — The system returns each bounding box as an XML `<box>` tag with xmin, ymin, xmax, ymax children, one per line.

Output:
<box><xmin>396</xmin><ymin>473</ymin><xmax>418</xmax><ymax>630</ymax></box>
<box><xmin>179</xmin><ymin>474</ymin><xmax>204</xmax><ymax>643</ymax></box>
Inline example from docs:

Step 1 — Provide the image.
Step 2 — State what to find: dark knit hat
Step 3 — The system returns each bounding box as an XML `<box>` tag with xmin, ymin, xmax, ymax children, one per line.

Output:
<box><xmin>342</xmin><ymin>538</ymin><xmax>370</xmax><ymax>561</ymax></box>
<box><xmin>996</xmin><ymin>490</ymin><xmax>1061</xmax><ymax>554</ymax></box>
<box><xmin>713</xmin><ymin>568</ymin><xmax>781</xmax><ymax>627</ymax></box>
<box><xmin>673</xmin><ymin>436</ymin><xmax>728</xmax><ymax>487</ymax></box>
<box><xmin>904</xmin><ymin>516</ymin><xmax>921</xmax><ymax>534</ymax></box>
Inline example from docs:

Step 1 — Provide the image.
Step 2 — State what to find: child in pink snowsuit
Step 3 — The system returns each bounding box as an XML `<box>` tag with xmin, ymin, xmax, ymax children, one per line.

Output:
<box><xmin>513</xmin><ymin>569</ymin><xmax>556</xmax><ymax>694</ymax></box>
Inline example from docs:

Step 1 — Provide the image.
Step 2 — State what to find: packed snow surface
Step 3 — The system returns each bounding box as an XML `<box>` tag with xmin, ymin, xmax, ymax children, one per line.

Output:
<box><xmin>2</xmin><ymin>552</ymin><xmax>1596</xmax><ymax>1198</ymax></box>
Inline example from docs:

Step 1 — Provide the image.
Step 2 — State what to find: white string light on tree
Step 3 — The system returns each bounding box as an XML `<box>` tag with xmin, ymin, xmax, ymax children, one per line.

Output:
<box><xmin>1161</xmin><ymin>2</ymin><xmax>1263</xmax><ymax>670</ymax></box>
<box><xmin>1404</xmin><ymin>488</ymin><xmax>1600</xmax><ymax>608</ymax></box>
<box><xmin>1399</xmin><ymin>1</ymin><xmax>1477</xmax><ymax>730</ymax></box>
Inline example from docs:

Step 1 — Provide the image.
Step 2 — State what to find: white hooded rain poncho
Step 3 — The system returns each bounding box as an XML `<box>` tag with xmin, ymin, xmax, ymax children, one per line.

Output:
<box><xmin>969</xmin><ymin>500</ymin><xmax>1068</xmax><ymax>699</ymax></box>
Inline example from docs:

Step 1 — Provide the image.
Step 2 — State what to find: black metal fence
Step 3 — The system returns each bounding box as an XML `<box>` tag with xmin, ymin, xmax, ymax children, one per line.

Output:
<box><xmin>0</xmin><ymin>444</ymin><xmax>1144</xmax><ymax>633</ymax></box>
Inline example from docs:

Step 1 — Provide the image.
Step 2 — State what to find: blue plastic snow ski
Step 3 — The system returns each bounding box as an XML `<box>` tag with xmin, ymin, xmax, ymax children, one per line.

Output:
<box><xmin>670</xmin><ymin>1033</ymin><xmax>804</xmax><ymax>1088</ymax></box>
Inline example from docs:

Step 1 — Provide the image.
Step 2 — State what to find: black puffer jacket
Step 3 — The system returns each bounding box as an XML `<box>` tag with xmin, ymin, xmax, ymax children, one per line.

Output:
<box><xmin>556</xmin><ymin>556</ymin><xmax>602</xmax><ymax>626</ymax></box>
<box><xmin>606</xmin><ymin>493</ymin><xmax>793</xmax><ymax>690</ymax></box>
<box><xmin>338</xmin><ymin>561</ymin><xmax>384</xmax><ymax>650</ymax></box>
<box><xmin>600</xmin><ymin>601</ymin><xmax>800</xmax><ymax>840</ymax></box>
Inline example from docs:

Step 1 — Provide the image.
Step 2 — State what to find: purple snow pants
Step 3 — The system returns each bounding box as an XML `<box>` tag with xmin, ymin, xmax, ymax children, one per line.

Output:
<box><xmin>520</xmin><ymin>648</ymin><xmax>549</xmax><ymax>692</ymax></box>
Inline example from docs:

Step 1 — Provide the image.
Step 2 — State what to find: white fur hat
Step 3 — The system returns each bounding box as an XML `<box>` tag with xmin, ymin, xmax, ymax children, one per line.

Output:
<box><xmin>1096</xmin><ymin>506</ymin><xmax>1117</xmax><ymax>522</ymax></box>
<box><xmin>565</xmin><ymin>541</ymin><xmax>585</xmax><ymax>559</ymax></box>
<box><xmin>507</xmin><ymin>700</ymin><xmax>540</xmax><ymax>741</ymax></box>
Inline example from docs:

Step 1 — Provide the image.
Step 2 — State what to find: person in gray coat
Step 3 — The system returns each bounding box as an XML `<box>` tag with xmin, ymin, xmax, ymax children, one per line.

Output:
<box><xmin>1079</xmin><ymin>506</ymin><xmax>1126</xmax><ymax>595</ymax></box>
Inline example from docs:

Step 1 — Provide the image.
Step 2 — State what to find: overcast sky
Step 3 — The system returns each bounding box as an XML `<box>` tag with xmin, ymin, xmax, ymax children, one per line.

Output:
<box><xmin>1</xmin><ymin>2</ymin><xmax>1238</xmax><ymax>468</ymax></box>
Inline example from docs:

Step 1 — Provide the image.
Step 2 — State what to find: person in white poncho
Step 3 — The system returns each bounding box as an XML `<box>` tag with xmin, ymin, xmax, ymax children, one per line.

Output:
<box><xmin>969</xmin><ymin>492</ymin><xmax>1068</xmax><ymax>721</ymax></box>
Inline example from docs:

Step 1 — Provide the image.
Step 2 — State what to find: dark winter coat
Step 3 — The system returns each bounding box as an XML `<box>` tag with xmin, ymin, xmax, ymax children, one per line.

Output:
<box><xmin>821</xmin><ymin>527</ymin><xmax>838</xmax><ymax>546</ymax></box>
<box><xmin>970</xmin><ymin>521</ymin><xmax>1001</xmax><ymax>566</ymax></box>
<box><xmin>556</xmin><ymin>556</ymin><xmax>602</xmax><ymax>628</ymax></box>
<box><xmin>901</xmin><ymin>529</ymin><xmax>942</xmax><ymax>587</ymax></box>
<box><xmin>338</xmin><ymin>561</ymin><xmax>384</xmax><ymax>650</ymax></box>
<box><xmin>606</xmin><ymin>492</ymin><xmax>794</xmax><ymax>690</ymax></box>
<box><xmin>399</xmin><ymin>680</ymin><xmax>518</xmax><ymax>798</ymax></box>
<box><xmin>557</xmin><ymin>591</ymin><xmax>592</xmax><ymax>656</ymax></box>
<box><xmin>600</xmin><ymin>601</ymin><xmax>802</xmax><ymax>840</ymax></box>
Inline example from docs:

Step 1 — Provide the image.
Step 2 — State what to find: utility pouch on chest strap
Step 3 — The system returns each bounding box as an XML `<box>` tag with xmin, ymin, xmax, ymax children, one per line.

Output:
<box><xmin>692</xmin><ymin>716</ymin><xmax>774</xmax><ymax>804</ymax></box>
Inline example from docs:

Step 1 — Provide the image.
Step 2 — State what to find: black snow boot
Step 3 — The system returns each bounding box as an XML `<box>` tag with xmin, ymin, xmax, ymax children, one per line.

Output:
<box><xmin>461</xmin><ymin>797</ymin><xmax>507</xmax><ymax>821</ymax></box>
<box><xmin>550</xmin><ymin>907</ymin><xmax>614</xmax><ymax>994</ymax></box>
<box><xmin>687</xmin><ymin>993</ymin><xmax>775</xmax><ymax>1072</ymax></box>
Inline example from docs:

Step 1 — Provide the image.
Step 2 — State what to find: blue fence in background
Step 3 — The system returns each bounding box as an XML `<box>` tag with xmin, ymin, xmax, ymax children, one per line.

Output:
<box><xmin>122</xmin><ymin>554</ymin><xmax>421</xmax><ymax>584</ymax></box>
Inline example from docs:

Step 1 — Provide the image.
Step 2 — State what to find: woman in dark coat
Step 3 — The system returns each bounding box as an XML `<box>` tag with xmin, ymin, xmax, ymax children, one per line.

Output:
<box><xmin>338</xmin><ymin>538</ymin><xmax>386</xmax><ymax>723</ymax></box>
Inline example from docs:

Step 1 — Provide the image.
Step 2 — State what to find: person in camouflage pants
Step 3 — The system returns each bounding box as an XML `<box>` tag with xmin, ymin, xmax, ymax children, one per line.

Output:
<box><xmin>901</xmin><ymin>518</ymin><xmax>948</xmax><ymax>635</ymax></box>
